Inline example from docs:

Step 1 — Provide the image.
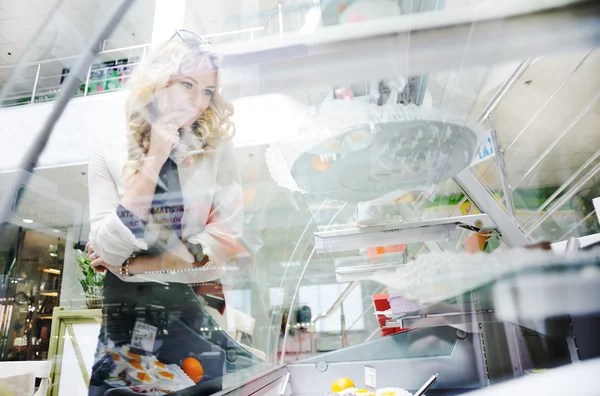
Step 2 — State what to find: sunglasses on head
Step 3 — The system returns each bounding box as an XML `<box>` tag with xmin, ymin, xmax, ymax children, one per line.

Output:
<box><xmin>168</xmin><ymin>29</ymin><xmax>211</xmax><ymax>47</ymax></box>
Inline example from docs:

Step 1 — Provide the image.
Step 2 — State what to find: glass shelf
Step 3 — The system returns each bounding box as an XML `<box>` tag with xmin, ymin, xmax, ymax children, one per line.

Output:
<box><xmin>379</xmin><ymin>250</ymin><xmax>600</xmax><ymax>332</ymax></box>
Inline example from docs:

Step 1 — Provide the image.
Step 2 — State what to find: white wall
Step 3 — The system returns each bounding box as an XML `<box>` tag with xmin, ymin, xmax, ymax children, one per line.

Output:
<box><xmin>0</xmin><ymin>92</ymin><xmax>128</xmax><ymax>171</ymax></box>
<box><xmin>0</xmin><ymin>91</ymin><xmax>308</xmax><ymax>170</ymax></box>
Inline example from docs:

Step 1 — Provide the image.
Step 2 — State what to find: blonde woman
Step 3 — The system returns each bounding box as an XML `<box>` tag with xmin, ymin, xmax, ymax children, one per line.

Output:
<box><xmin>86</xmin><ymin>30</ymin><xmax>252</xmax><ymax>394</ymax></box>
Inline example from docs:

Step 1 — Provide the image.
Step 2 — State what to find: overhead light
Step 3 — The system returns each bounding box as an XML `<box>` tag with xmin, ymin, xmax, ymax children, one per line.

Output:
<box><xmin>43</xmin><ymin>268</ymin><xmax>61</xmax><ymax>275</ymax></box>
<box><xmin>204</xmin><ymin>26</ymin><xmax>264</xmax><ymax>39</ymax></box>
<box><xmin>22</xmin><ymin>219</ymin><xmax>34</xmax><ymax>224</ymax></box>
<box><xmin>49</xmin><ymin>253</ymin><xmax>57</xmax><ymax>257</ymax></box>
<box><xmin>314</xmin><ymin>220</ymin><xmax>458</xmax><ymax>254</ymax></box>
<box><xmin>52</xmin><ymin>229</ymin><xmax>61</xmax><ymax>233</ymax></box>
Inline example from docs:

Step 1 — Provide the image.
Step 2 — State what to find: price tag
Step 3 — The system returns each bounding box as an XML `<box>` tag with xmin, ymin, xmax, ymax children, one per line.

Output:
<box><xmin>131</xmin><ymin>321</ymin><xmax>158</xmax><ymax>353</ymax></box>
<box><xmin>365</xmin><ymin>365</ymin><xmax>376</xmax><ymax>391</ymax></box>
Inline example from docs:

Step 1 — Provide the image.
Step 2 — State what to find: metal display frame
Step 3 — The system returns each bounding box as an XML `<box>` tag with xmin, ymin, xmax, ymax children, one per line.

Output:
<box><xmin>46</xmin><ymin>308</ymin><xmax>102</xmax><ymax>396</ymax></box>
<box><xmin>453</xmin><ymin>169</ymin><xmax>529</xmax><ymax>248</ymax></box>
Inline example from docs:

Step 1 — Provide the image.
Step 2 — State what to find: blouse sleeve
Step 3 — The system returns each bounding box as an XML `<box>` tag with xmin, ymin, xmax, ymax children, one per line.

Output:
<box><xmin>87</xmin><ymin>149</ymin><xmax>149</xmax><ymax>267</ymax></box>
<box><xmin>88</xmin><ymin>141</ymin><xmax>243</xmax><ymax>285</ymax></box>
<box><xmin>183</xmin><ymin>138</ymin><xmax>244</xmax><ymax>276</ymax></box>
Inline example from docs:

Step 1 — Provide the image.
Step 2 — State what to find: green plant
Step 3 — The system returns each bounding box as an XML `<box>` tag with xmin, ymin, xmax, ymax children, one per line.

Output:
<box><xmin>76</xmin><ymin>249</ymin><xmax>104</xmax><ymax>297</ymax></box>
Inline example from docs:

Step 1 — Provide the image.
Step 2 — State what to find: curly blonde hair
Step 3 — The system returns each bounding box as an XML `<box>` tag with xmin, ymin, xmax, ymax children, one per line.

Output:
<box><xmin>123</xmin><ymin>39</ymin><xmax>234</xmax><ymax>181</ymax></box>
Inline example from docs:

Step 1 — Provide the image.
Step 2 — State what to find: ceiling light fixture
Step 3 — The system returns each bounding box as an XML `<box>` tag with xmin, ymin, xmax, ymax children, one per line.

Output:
<box><xmin>22</xmin><ymin>219</ymin><xmax>34</xmax><ymax>224</ymax></box>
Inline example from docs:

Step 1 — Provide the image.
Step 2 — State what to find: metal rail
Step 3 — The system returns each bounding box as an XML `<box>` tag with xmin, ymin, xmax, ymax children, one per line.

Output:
<box><xmin>488</xmin><ymin>114</ymin><xmax>516</xmax><ymax>219</ymax></box>
<box><xmin>477</xmin><ymin>59</ymin><xmax>534</xmax><ymax>123</ymax></box>
<box><xmin>387</xmin><ymin>310</ymin><xmax>497</xmax><ymax>332</ymax></box>
<box><xmin>309</xmin><ymin>281</ymin><xmax>358</xmax><ymax>355</ymax></box>
<box><xmin>558</xmin><ymin>210</ymin><xmax>597</xmax><ymax>241</ymax></box>
<box><xmin>523</xmin><ymin>148</ymin><xmax>600</xmax><ymax>228</ymax></box>
<box><xmin>345</xmin><ymin>286</ymin><xmax>387</xmax><ymax>333</ymax></box>
<box><xmin>513</xmin><ymin>92</ymin><xmax>600</xmax><ymax>189</ymax></box>
<box><xmin>454</xmin><ymin>168</ymin><xmax>530</xmax><ymax>247</ymax></box>
<box><xmin>525</xmin><ymin>160</ymin><xmax>600</xmax><ymax>237</ymax></box>
<box><xmin>0</xmin><ymin>43</ymin><xmax>150</xmax><ymax>71</ymax></box>
<box><xmin>0</xmin><ymin>29</ymin><xmax>254</xmax><ymax>105</ymax></box>
<box><xmin>278</xmin><ymin>203</ymin><xmax>347</xmax><ymax>364</ymax></box>
<box><xmin>504</xmin><ymin>48</ymin><xmax>594</xmax><ymax>153</ymax></box>
<box><xmin>311</xmin><ymin>282</ymin><xmax>359</xmax><ymax>326</ymax></box>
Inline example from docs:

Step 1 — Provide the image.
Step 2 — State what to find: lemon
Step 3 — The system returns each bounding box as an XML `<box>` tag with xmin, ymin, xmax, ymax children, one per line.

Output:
<box><xmin>331</xmin><ymin>378</ymin><xmax>355</xmax><ymax>393</ymax></box>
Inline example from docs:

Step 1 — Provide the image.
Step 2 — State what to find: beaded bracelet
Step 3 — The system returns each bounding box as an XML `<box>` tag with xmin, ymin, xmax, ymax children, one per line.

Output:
<box><xmin>120</xmin><ymin>254</ymin><xmax>135</xmax><ymax>277</ymax></box>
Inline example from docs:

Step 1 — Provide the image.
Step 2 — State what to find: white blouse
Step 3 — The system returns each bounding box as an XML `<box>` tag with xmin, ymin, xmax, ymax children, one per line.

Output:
<box><xmin>87</xmin><ymin>136</ymin><xmax>244</xmax><ymax>284</ymax></box>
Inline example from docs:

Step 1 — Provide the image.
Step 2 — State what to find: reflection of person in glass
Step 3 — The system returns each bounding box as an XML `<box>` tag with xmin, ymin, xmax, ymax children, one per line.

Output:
<box><xmin>86</xmin><ymin>31</ymin><xmax>246</xmax><ymax>395</ymax></box>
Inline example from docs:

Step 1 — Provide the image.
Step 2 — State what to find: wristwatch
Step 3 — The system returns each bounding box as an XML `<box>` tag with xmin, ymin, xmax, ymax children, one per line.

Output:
<box><xmin>187</xmin><ymin>242</ymin><xmax>207</xmax><ymax>264</ymax></box>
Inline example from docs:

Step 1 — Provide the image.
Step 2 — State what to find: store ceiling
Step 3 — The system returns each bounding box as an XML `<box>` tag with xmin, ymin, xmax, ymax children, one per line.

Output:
<box><xmin>0</xmin><ymin>0</ymin><xmax>55</xmax><ymax>66</ymax></box>
<box><xmin>0</xmin><ymin>0</ymin><xmax>154</xmax><ymax>65</ymax></box>
<box><xmin>0</xmin><ymin>0</ymin><xmax>155</xmax><ymax>95</ymax></box>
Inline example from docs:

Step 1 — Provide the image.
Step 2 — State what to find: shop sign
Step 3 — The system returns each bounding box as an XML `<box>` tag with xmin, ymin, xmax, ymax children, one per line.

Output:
<box><xmin>472</xmin><ymin>133</ymin><xmax>495</xmax><ymax>166</ymax></box>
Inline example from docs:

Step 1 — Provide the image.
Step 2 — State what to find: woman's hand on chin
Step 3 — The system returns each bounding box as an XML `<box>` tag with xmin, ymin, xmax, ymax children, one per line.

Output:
<box><xmin>147</xmin><ymin>112</ymin><xmax>188</xmax><ymax>164</ymax></box>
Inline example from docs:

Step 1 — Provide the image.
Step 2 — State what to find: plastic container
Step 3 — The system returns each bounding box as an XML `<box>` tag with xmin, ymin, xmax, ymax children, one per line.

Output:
<box><xmin>388</xmin><ymin>295</ymin><xmax>423</xmax><ymax>316</ymax></box>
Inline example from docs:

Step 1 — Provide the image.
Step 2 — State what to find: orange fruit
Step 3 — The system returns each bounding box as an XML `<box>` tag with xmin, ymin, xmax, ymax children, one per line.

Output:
<box><xmin>182</xmin><ymin>357</ymin><xmax>204</xmax><ymax>383</ymax></box>
<box><xmin>332</xmin><ymin>378</ymin><xmax>355</xmax><ymax>393</ymax></box>
<box><xmin>312</xmin><ymin>156</ymin><xmax>331</xmax><ymax>172</ymax></box>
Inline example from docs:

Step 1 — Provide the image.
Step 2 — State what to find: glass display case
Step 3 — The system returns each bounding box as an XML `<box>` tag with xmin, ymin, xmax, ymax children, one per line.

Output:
<box><xmin>0</xmin><ymin>0</ymin><xmax>599</xmax><ymax>395</ymax></box>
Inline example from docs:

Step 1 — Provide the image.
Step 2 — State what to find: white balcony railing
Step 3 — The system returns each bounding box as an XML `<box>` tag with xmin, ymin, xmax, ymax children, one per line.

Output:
<box><xmin>0</xmin><ymin>26</ymin><xmax>268</xmax><ymax>108</ymax></box>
